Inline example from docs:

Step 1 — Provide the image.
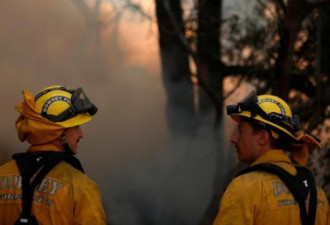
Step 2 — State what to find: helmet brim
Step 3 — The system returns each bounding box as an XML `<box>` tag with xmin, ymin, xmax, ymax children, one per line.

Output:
<box><xmin>56</xmin><ymin>114</ymin><xmax>92</xmax><ymax>128</ymax></box>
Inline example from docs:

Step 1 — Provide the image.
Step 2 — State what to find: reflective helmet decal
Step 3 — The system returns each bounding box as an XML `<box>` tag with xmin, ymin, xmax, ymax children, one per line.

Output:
<box><xmin>258</xmin><ymin>98</ymin><xmax>286</xmax><ymax>115</ymax></box>
<box><xmin>41</xmin><ymin>96</ymin><xmax>71</xmax><ymax>114</ymax></box>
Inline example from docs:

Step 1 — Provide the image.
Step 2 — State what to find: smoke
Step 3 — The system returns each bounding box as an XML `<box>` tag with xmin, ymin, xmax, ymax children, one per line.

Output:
<box><xmin>0</xmin><ymin>1</ymin><xmax>240</xmax><ymax>225</ymax></box>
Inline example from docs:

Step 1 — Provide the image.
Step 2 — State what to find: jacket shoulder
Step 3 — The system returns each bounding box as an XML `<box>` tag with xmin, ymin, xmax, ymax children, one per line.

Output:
<box><xmin>233</xmin><ymin>167</ymin><xmax>280</xmax><ymax>184</ymax></box>
<box><xmin>54</xmin><ymin>162</ymin><xmax>99</xmax><ymax>186</ymax></box>
<box><xmin>0</xmin><ymin>160</ymin><xmax>19</xmax><ymax>173</ymax></box>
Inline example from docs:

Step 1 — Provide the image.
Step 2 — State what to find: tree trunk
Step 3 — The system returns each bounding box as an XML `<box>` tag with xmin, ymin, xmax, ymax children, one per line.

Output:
<box><xmin>197</xmin><ymin>0</ymin><xmax>223</xmax><ymax>122</ymax></box>
<box><xmin>156</xmin><ymin>0</ymin><xmax>190</xmax><ymax>83</ymax></box>
<box><xmin>155</xmin><ymin>1</ymin><xmax>228</xmax><ymax>225</ymax></box>
<box><xmin>155</xmin><ymin>0</ymin><xmax>195</xmax><ymax>136</ymax></box>
<box><xmin>196</xmin><ymin>1</ymin><xmax>225</xmax><ymax>225</ymax></box>
<box><xmin>319</xmin><ymin>6</ymin><xmax>330</xmax><ymax>76</ymax></box>
<box><xmin>273</xmin><ymin>0</ymin><xmax>308</xmax><ymax>100</ymax></box>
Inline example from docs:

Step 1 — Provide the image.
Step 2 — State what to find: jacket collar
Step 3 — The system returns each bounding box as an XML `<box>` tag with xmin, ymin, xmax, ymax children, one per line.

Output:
<box><xmin>251</xmin><ymin>149</ymin><xmax>292</xmax><ymax>166</ymax></box>
<box><xmin>27</xmin><ymin>144</ymin><xmax>63</xmax><ymax>153</ymax></box>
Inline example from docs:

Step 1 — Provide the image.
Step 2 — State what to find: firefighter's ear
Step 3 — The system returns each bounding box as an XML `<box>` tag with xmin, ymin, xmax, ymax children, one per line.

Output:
<box><xmin>258</xmin><ymin>129</ymin><xmax>270</xmax><ymax>145</ymax></box>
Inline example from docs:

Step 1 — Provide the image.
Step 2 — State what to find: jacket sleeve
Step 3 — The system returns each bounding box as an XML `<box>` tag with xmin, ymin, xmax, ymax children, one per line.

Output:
<box><xmin>72</xmin><ymin>173</ymin><xmax>107</xmax><ymax>225</ymax></box>
<box><xmin>212</xmin><ymin>177</ymin><xmax>258</xmax><ymax>225</ymax></box>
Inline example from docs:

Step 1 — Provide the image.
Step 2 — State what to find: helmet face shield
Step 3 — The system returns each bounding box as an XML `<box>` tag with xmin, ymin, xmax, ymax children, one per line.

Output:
<box><xmin>70</xmin><ymin>88</ymin><xmax>98</xmax><ymax>117</ymax></box>
<box><xmin>226</xmin><ymin>91</ymin><xmax>258</xmax><ymax>115</ymax></box>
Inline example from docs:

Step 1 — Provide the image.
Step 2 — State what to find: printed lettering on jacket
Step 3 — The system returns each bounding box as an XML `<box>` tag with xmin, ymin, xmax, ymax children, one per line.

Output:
<box><xmin>0</xmin><ymin>175</ymin><xmax>64</xmax><ymax>207</ymax></box>
<box><xmin>263</xmin><ymin>180</ymin><xmax>327</xmax><ymax>211</ymax></box>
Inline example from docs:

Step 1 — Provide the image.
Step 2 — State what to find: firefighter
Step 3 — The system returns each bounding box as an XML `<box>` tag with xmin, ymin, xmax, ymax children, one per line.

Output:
<box><xmin>213</xmin><ymin>91</ymin><xmax>329</xmax><ymax>225</ymax></box>
<box><xmin>0</xmin><ymin>85</ymin><xmax>106</xmax><ymax>225</ymax></box>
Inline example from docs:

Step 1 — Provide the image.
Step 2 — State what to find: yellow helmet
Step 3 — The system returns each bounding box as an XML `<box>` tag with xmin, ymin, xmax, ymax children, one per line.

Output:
<box><xmin>226</xmin><ymin>91</ymin><xmax>300</xmax><ymax>140</ymax></box>
<box><xmin>34</xmin><ymin>85</ymin><xmax>98</xmax><ymax>128</ymax></box>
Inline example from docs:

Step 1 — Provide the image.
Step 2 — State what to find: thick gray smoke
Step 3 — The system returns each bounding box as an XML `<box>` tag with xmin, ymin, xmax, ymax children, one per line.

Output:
<box><xmin>0</xmin><ymin>1</ymin><xmax>242</xmax><ymax>225</ymax></box>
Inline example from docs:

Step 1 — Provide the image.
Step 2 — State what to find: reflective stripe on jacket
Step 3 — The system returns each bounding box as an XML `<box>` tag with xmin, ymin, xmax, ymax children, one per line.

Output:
<box><xmin>213</xmin><ymin>150</ymin><xmax>329</xmax><ymax>225</ymax></box>
<box><xmin>0</xmin><ymin>145</ymin><xmax>106</xmax><ymax>225</ymax></box>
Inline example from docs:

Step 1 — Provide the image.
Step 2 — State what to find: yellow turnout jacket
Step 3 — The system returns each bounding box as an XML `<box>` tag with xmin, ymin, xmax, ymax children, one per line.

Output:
<box><xmin>213</xmin><ymin>150</ymin><xmax>329</xmax><ymax>225</ymax></box>
<box><xmin>0</xmin><ymin>144</ymin><xmax>106</xmax><ymax>225</ymax></box>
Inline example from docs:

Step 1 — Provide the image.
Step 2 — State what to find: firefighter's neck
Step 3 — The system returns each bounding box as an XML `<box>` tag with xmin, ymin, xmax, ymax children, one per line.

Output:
<box><xmin>48</xmin><ymin>138</ymin><xmax>64</xmax><ymax>151</ymax></box>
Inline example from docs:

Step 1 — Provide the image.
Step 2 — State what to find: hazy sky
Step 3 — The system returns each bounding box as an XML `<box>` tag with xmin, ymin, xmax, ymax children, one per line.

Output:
<box><xmin>0</xmin><ymin>0</ymin><xmax>247</xmax><ymax>165</ymax></box>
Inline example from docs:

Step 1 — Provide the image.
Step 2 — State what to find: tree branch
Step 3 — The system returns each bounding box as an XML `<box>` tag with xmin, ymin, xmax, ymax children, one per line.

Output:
<box><xmin>223</xmin><ymin>75</ymin><xmax>244</xmax><ymax>100</ymax></box>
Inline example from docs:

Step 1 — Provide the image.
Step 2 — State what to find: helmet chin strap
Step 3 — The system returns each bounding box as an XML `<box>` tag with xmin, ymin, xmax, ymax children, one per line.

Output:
<box><xmin>61</xmin><ymin>130</ymin><xmax>74</xmax><ymax>155</ymax></box>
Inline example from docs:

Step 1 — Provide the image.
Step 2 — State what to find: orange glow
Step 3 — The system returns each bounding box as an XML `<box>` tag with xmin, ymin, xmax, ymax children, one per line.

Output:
<box><xmin>223</xmin><ymin>76</ymin><xmax>253</xmax><ymax>105</ymax></box>
<box><xmin>98</xmin><ymin>1</ymin><xmax>160</xmax><ymax>75</ymax></box>
<box><xmin>294</xmin><ymin>30</ymin><xmax>308</xmax><ymax>51</ymax></box>
<box><xmin>190</xmin><ymin>75</ymin><xmax>198</xmax><ymax>85</ymax></box>
<box><xmin>117</xmin><ymin>22</ymin><xmax>160</xmax><ymax>75</ymax></box>
<box><xmin>319</xmin><ymin>119</ymin><xmax>330</xmax><ymax>142</ymax></box>
<box><xmin>189</xmin><ymin>56</ymin><xmax>197</xmax><ymax>75</ymax></box>
<box><xmin>296</xmin><ymin>59</ymin><xmax>309</xmax><ymax>70</ymax></box>
<box><xmin>242</xmin><ymin>47</ymin><xmax>252</xmax><ymax>59</ymax></box>
<box><xmin>289</xmin><ymin>90</ymin><xmax>309</xmax><ymax>102</ymax></box>
<box><xmin>264</xmin><ymin>4</ymin><xmax>277</xmax><ymax>20</ymax></box>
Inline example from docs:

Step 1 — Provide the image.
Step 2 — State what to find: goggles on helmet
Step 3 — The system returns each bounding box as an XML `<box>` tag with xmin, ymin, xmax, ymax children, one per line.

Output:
<box><xmin>36</xmin><ymin>87</ymin><xmax>98</xmax><ymax>123</ymax></box>
<box><xmin>226</xmin><ymin>91</ymin><xmax>300</xmax><ymax>134</ymax></box>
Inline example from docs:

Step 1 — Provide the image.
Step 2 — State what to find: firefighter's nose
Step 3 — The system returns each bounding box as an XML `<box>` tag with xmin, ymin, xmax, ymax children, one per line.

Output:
<box><xmin>230</xmin><ymin>134</ymin><xmax>238</xmax><ymax>144</ymax></box>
